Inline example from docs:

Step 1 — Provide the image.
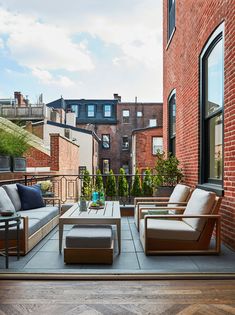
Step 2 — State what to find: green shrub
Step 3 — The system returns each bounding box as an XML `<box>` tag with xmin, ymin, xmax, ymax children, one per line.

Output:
<box><xmin>131</xmin><ymin>168</ymin><xmax>142</xmax><ymax>196</ymax></box>
<box><xmin>142</xmin><ymin>168</ymin><xmax>153</xmax><ymax>196</ymax></box>
<box><xmin>95</xmin><ymin>169</ymin><xmax>104</xmax><ymax>192</ymax></box>
<box><xmin>105</xmin><ymin>170</ymin><xmax>117</xmax><ymax>197</ymax></box>
<box><xmin>118</xmin><ymin>168</ymin><xmax>129</xmax><ymax>197</ymax></box>
<box><xmin>82</xmin><ymin>170</ymin><xmax>92</xmax><ymax>200</ymax></box>
<box><xmin>0</xmin><ymin>129</ymin><xmax>30</xmax><ymax>157</ymax></box>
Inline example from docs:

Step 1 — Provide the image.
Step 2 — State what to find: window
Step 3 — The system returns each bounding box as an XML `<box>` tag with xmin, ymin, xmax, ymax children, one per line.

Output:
<box><xmin>168</xmin><ymin>90</ymin><xmax>176</xmax><ymax>155</ymax></box>
<box><xmin>87</xmin><ymin>105</ymin><xmax>95</xmax><ymax>117</ymax></box>
<box><xmin>71</xmin><ymin>105</ymin><xmax>79</xmax><ymax>117</ymax></box>
<box><xmin>102</xmin><ymin>134</ymin><xmax>110</xmax><ymax>149</ymax></box>
<box><xmin>168</xmin><ymin>0</ymin><xmax>175</xmax><ymax>40</ymax></box>
<box><xmin>122</xmin><ymin>110</ymin><xmax>130</xmax><ymax>123</ymax></box>
<box><xmin>64</xmin><ymin>129</ymin><xmax>70</xmax><ymax>139</ymax></box>
<box><xmin>152</xmin><ymin>137</ymin><xmax>163</xmax><ymax>155</ymax></box>
<box><xmin>122</xmin><ymin>163</ymin><xmax>129</xmax><ymax>174</ymax></box>
<box><xmin>102</xmin><ymin>159</ymin><xmax>110</xmax><ymax>174</ymax></box>
<box><xmin>149</xmin><ymin>119</ymin><xmax>157</xmax><ymax>127</ymax></box>
<box><xmin>137</xmin><ymin>111</ymin><xmax>142</xmax><ymax>117</ymax></box>
<box><xmin>200</xmin><ymin>23</ymin><xmax>224</xmax><ymax>187</ymax></box>
<box><xmin>103</xmin><ymin>105</ymin><xmax>112</xmax><ymax>117</ymax></box>
<box><xmin>122</xmin><ymin>136</ymin><xmax>129</xmax><ymax>150</ymax></box>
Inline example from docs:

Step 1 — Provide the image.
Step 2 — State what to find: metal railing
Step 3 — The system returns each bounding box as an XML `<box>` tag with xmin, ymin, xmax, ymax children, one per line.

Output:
<box><xmin>0</xmin><ymin>105</ymin><xmax>51</xmax><ymax>120</ymax></box>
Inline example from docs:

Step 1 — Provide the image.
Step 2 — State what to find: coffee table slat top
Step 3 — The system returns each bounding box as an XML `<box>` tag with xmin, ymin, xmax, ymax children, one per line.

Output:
<box><xmin>60</xmin><ymin>201</ymin><xmax>120</xmax><ymax>219</ymax></box>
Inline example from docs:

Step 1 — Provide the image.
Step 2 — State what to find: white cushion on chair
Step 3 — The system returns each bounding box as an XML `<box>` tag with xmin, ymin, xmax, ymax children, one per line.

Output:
<box><xmin>182</xmin><ymin>189</ymin><xmax>216</xmax><ymax>232</ymax></box>
<box><xmin>139</xmin><ymin>218</ymin><xmax>200</xmax><ymax>243</ymax></box>
<box><xmin>168</xmin><ymin>184</ymin><xmax>191</xmax><ymax>212</ymax></box>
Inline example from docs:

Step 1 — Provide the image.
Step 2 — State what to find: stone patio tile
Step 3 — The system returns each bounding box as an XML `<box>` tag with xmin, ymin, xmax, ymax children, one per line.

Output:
<box><xmin>120</xmin><ymin>229</ymin><xmax>132</xmax><ymax>240</ymax></box>
<box><xmin>39</xmin><ymin>239</ymin><xmax>65</xmax><ymax>252</ymax></box>
<box><xmin>133</xmin><ymin>239</ymin><xmax>144</xmax><ymax>252</ymax></box>
<box><xmin>137</xmin><ymin>253</ymin><xmax>199</xmax><ymax>272</ymax></box>
<box><xmin>121</xmin><ymin>240</ymin><xmax>136</xmax><ymax>253</ymax></box>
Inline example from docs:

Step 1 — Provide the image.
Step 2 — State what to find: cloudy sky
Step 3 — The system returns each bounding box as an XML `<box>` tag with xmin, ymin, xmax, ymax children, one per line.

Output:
<box><xmin>0</xmin><ymin>0</ymin><xmax>162</xmax><ymax>103</ymax></box>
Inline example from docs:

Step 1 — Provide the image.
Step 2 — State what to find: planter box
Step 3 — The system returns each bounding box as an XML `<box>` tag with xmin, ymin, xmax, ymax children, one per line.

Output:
<box><xmin>154</xmin><ymin>186</ymin><xmax>175</xmax><ymax>197</ymax></box>
<box><xmin>12</xmin><ymin>157</ymin><xmax>26</xmax><ymax>172</ymax></box>
<box><xmin>0</xmin><ymin>156</ymin><xmax>11</xmax><ymax>172</ymax></box>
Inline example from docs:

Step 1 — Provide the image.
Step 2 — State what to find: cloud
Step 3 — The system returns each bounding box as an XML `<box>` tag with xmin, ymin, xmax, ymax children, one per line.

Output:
<box><xmin>32</xmin><ymin>68</ymin><xmax>75</xmax><ymax>87</ymax></box>
<box><xmin>0</xmin><ymin>8</ymin><xmax>94</xmax><ymax>72</ymax></box>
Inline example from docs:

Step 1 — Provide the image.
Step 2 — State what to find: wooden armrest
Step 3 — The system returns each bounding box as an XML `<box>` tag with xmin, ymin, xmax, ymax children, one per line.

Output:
<box><xmin>140</xmin><ymin>206</ymin><xmax>185</xmax><ymax>213</ymax></box>
<box><xmin>134</xmin><ymin>197</ymin><xmax>170</xmax><ymax>206</ymax></box>
<box><xmin>145</xmin><ymin>214</ymin><xmax>221</xmax><ymax>219</ymax></box>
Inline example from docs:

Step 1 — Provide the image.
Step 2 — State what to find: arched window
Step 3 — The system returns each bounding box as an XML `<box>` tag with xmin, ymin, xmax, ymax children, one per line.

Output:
<box><xmin>168</xmin><ymin>90</ymin><xmax>176</xmax><ymax>156</ymax></box>
<box><xmin>200</xmin><ymin>23</ymin><xmax>224</xmax><ymax>187</ymax></box>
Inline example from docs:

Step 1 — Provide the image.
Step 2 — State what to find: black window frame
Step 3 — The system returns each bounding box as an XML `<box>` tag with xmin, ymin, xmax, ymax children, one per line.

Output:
<box><xmin>103</xmin><ymin>104</ymin><xmax>112</xmax><ymax>118</ymax></box>
<box><xmin>168</xmin><ymin>0</ymin><xmax>176</xmax><ymax>41</ymax></box>
<box><xmin>168</xmin><ymin>89</ymin><xmax>176</xmax><ymax>156</ymax></box>
<box><xmin>122</xmin><ymin>109</ymin><xmax>130</xmax><ymax>123</ymax></box>
<box><xmin>122</xmin><ymin>136</ymin><xmax>129</xmax><ymax>150</ymax></box>
<box><xmin>102</xmin><ymin>134</ymin><xmax>110</xmax><ymax>149</ymax></box>
<box><xmin>199</xmin><ymin>23</ymin><xmax>224</xmax><ymax>192</ymax></box>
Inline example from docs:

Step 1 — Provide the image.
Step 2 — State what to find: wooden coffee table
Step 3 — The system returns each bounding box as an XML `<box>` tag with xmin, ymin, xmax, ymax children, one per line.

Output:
<box><xmin>59</xmin><ymin>201</ymin><xmax>121</xmax><ymax>254</ymax></box>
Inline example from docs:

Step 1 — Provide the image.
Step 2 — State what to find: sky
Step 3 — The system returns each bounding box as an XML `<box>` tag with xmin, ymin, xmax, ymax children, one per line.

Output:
<box><xmin>0</xmin><ymin>0</ymin><xmax>163</xmax><ymax>104</ymax></box>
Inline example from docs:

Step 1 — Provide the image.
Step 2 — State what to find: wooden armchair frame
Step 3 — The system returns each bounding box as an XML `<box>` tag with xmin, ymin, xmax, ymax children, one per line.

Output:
<box><xmin>141</xmin><ymin>196</ymin><xmax>222</xmax><ymax>255</ymax></box>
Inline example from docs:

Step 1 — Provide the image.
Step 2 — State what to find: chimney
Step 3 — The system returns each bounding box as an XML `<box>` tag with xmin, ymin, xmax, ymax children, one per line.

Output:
<box><xmin>14</xmin><ymin>91</ymin><xmax>27</xmax><ymax>107</ymax></box>
<box><xmin>113</xmin><ymin>93</ymin><xmax>121</xmax><ymax>102</ymax></box>
<box><xmin>135</xmin><ymin>96</ymin><xmax>138</xmax><ymax>103</ymax></box>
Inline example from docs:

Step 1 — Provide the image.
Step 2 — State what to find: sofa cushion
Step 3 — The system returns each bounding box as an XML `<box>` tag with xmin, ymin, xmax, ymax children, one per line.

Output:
<box><xmin>16</xmin><ymin>184</ymin><xmax>45</xmax><ymax>210</ymax></box>
<box><xmin>19</xmin><ymin>206</ymin><xmax>59</xmax><ymax>227</ymax></box>
<box><xmin>168</xmin><ymin>184</ymin><xmax>191</xmax><ymax>213</ymax></box>
<box><xmin>139</xmin><ymin>218</ymin><xmax>200</xmax><ymax>243</ymax></box>
<box><xmin>0</xmin><ymin>187</ymin><xmax>15</xmax><ymax>212</ymax></box>
<box><xmin>3</xmin><ymin>184</ymin><xmax>21</xmax><ymax>211</ymax></box>
<box><xmin>0</xmin><ymin>218</ymin><xmax>41</xmax><ymax>240</ymax></box>
<box><xmin>66</xmin><ymin>225</ymin><xmax>113</xmax><ymax>248</ymax></box>
<box><xmin>183</xmin><ymin>188</ymin><xmax>216</xmax><ymax>232</ymax></box>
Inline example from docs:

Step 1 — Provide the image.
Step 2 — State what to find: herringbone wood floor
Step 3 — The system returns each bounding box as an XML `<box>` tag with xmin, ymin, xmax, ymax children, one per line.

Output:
<box><xmin>0</xmin><ymin>280</ymin><xmax>235</xmax><ymax>314</ymax></box>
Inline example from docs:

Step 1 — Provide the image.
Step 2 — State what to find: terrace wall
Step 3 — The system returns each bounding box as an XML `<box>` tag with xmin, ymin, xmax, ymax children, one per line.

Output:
<box><xmin>163</xmin><ymin>0</ymin><xmax>235</xmax><ymax>249</ymax></box>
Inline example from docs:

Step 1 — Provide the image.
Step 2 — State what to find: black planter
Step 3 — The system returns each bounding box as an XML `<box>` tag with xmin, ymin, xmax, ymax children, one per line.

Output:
<box><xmin>0</xmin><ymin>155</ymin><xmax>11</xmax><ymax>172</ymax></box>
<box><xmin>12</xmin><ymin>157</ymin><xmax>26</xmax><ymax>172</ymax></box>
<box><xmin>154</xmin><ymin>186</ymin><xmax>175</xmax><ymax>197</ymax></box>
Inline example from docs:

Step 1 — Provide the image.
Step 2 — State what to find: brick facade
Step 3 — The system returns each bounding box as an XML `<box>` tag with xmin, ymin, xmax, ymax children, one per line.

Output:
<box><xmin>163</xmin><ymin>0</ymin><xmax>235</xmax><ymax>249</ymax></box>
<box><xmin>132</xmin><ymin>127</ymin><xmax>163</xmax><ymax>174</ymax></box>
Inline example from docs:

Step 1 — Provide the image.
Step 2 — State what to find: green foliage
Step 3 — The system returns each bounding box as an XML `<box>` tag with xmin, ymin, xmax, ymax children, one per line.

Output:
<box><xmin>118</xmin><ymin>168</ymin><xmax>129</xmax><ymax>197</ymax></box>
<box><xmin>82</xmin><ymin>170</ymin><xmax>92</xmax><ymax>200</ymax></box>
<box><xmin>0</xmin><ymin>129</ymin><xmax>30</xmax><ymax>157</ymax></box>
<box><xmin>131</xmin><ymin>168</ymin><xmax>142</xmax><ymax>196</ymax></box>
<box><xmin>154</xmin><ymin>151</ymin><xmax>183</xmax><ymax>187</ymax></box>
<box><xmin>105</xmin><ymin>169</ymin><xmax>117</xmax><ymax>197</ymax></box>
<box><xmin>142</xmin><ymin>168</ymin><xmax>153</xmax><ymax>196</ymax></box>
<box><xmin>95</xmin><ymin>169</ymin><xmax>104</xmax><ymax>192</ymax></box>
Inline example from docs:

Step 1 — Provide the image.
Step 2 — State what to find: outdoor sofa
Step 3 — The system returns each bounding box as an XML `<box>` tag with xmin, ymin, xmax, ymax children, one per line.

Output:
<box><xmin>0</xmin><ymin>184</ymin><xmax>60</xmax><ymax>255</ymax></box>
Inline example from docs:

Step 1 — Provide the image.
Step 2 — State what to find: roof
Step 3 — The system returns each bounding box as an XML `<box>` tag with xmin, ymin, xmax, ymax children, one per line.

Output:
<box><xmin>47</xmin><ymin>121</ymin><xmax>100</xmax><ymax>142</ymax></box>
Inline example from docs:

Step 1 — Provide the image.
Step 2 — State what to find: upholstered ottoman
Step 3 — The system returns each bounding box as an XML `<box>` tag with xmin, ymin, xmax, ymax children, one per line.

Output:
<box><xmin>64</xmin><ymin>225</ymin><xmax>114</xmax><ymax>264</ymax></box>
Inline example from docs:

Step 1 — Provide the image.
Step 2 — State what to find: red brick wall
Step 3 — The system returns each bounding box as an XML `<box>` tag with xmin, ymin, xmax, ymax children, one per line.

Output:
<box><xmin>25</xmin><ymin>147</ymin><xmax>51</xmax><ymax>168</ymax></box>
<box><xmin>50</xmin><ymin>133</ymin><xmax>79</xmax><ymax>174</ymax></box>
<box><xmin>134</xmin><ymin>127</ymin><xmax>163</xmax><ymax>173</ymax></box>
<box><xmin>163</xmin><ymin>0</ymin><xmax>235</xmax><ymax>249</ymax></box>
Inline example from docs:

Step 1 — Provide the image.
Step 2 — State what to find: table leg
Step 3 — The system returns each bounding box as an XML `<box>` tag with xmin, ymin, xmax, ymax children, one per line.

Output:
<box><xmin>59</xmin><ymin>221</ymin><xmax>63</xmax><ymax>254</ymax></box>
<box><xmin>16</xmin><ymin>220</ymin><xmax>20</xmax><ymax>260</ymax></box>
<box><xmin>117</xmin><ymin>220</ymin><xmax>121</xmax><ymax>254</ymax></box>
<box><xmin>5</xmin><ymin>221</ymin><xmax>9</xmax><ymax>269</ymax></box>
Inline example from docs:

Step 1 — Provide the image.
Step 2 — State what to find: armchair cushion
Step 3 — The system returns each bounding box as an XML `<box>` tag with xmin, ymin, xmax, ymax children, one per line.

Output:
<box><xmin>140</xmin><ymin>218</ymin><xmax>200</xmax><ymax>242</ymax></box>
<box><xmin>183</xmin><ymin>189</ymin><xmax>216</xmax><ymax>232</ymax></box>
<box><xmin>168</xmin><ymin>184</ymin><xmax>191</xmax><ymax>212</ymax></box>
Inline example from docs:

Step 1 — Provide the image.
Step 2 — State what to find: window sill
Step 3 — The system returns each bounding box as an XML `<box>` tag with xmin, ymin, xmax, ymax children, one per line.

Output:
<box><xmin>165</xmin><ymin>27</ymin><xmax>176</xmax><ymax>51</ymax></box>
<box><xmin>196</xmin><ymin>183</ymin><xmax>224</xmax><ymax>196</ymax></box>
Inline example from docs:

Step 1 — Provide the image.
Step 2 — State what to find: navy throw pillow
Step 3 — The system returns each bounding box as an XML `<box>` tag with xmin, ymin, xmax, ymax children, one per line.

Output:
<box><xmin>16</xmin><ymin>184</ymin><xmax>45</xmax><ymax>210</ymax></box>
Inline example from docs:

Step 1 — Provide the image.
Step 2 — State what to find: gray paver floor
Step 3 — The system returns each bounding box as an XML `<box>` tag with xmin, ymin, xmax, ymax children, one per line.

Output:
<box><xmin>1</xmin><ymin>217</ymin><xmax>235</xmax><ymax>274</ymax></box>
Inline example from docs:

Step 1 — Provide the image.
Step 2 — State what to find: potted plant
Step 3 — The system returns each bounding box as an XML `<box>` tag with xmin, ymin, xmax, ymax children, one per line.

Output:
<box><xmin>154</xmin><ymin>151</ymin><xmax>183</xmax><ymax>197</ymax></box>
<box><xmin>118</xmin><ymin>168</ymin><xmax>129</xmax><ymax>205</ymax></box>
<box><xmin>131</xmin><ymin>168</ymin><xmax>142</xmax><ymax>197</ymax></box>
<box><xmin>142</xmin><ymin>168</ymin><xmax>154</xmax><ymax>196</ymax></box>
<box><xmin>105</xmin><ymin>170</ymin><xmax>117</xmax><ymax>199</ymax></box>
<box><xmin>38</xmin><ymin>180</ymin><xmax>53</xmax><ymax>197</ymax></box>
<box><xmin>0</xmin><ymin>129</ymin><xmax>30</xmax><ymax>172</ymax></box>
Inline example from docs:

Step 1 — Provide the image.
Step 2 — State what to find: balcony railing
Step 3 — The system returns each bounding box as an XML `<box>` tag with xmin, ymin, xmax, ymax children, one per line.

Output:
<box><xmin>0</xmin><ymin>105</ymin><xmax>51</xmax><ymax>120</ymax></box>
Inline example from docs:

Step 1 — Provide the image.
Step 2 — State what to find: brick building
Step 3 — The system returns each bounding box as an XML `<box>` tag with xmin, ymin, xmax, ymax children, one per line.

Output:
<box><xmin>132</xmin><ymin>126</ymin><xmax>163</xmax><ymax>174</ymax></box>
<box><xmin>163</xmin><ymin>0</ymin><xmax>235</xmax><ymax>249</ymax></box>
<box><xmin>47</xmin><ymin>95</ymin><xmax>163</xmax><ymax>174</ymax></box>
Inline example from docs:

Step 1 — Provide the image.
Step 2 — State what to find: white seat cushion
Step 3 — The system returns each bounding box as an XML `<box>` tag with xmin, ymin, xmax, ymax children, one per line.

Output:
<box><xmin>140</xmin><ymin>218</ymin><xmax>200</xmax><ymax>244</ymax></box>
<box><xmin>183</xmin><ymin>189</ymin><xmax>216</xmax><ymax>232</ymax></box>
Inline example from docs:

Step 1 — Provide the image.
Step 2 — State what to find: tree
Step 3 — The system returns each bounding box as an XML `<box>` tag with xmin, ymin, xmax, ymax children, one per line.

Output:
<box><xmin>105</xmin><ymin>170</ymin><xmax>117</xmax><ymax>198</ymax></box>
<box><xmin>82</xmin><ymin>170</ymin><xmax>92</xmax><ymax>200</ymax></box>
<box><xmin>95</xmin><ymin>169</ymin><xmax>104</xmax><ymax>192</ymax></box>
<box><xmin>118</xmin><ymin>168</ymin><xmax>129</xmax><ymax>197</ymax></box>
<box><xmin>142</xmin><ymin>168</ymin><xmax>153</xmax><ymax>196</ymax></box>
<box><xmin>131</xmin><ymin>168</ymin><xmax>142</xmax><ymax>196</ymax></box>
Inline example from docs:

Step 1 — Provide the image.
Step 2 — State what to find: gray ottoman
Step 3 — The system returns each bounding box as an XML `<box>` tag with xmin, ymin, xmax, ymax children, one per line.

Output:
<box><xmin>64</xmin><ymin>225</ymin><xmax>114</xmax><ymax>264</ymax></box>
